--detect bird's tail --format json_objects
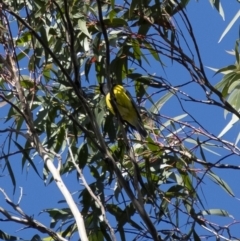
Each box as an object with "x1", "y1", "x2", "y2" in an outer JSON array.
[{"x1": 135, "y1": 121, "x2": 147, "y2": 138}]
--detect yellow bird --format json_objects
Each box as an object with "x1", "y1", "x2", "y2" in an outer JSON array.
[{"x1": 100, "y1": 83, "x2": 147, "y2": 138}]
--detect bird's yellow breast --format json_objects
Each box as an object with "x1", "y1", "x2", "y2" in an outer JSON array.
[{"x1": 105, "y1": 85, "x2": 138, "y2": 126}]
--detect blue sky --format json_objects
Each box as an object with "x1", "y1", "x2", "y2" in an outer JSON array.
[{"x1": 0, "y1": 0, "x2": 240, "y2": 240}]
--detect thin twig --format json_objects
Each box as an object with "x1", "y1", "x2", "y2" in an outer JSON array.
[
  {"x1": 66, "y1": 134, "x2": 117, "y2": 241},
  {"x1": 0, "y1": 188, "x2": 68, "y2": 241}
]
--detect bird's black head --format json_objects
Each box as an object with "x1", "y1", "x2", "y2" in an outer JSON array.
[{"x1": 99, "y1": 83, "x2": 109, "y2": 96}]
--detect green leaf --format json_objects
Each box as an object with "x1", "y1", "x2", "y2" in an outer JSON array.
[
  {"x1": 178, "y1": 169, "x2": 194, "y2": 192},
  {"x1": 78, "y1": 19, "x2": 91, "y2": 38},
  {"x1": 62, "y1": 222, "x2": 76, "y2": 238},
  {"x1": 197, "y1": 138, "x2": 207, "y2": 162},
  {"x1": 17, "y1": 49, "x2": 30, "y2": 61},
  {"x1": 215, "y1": 73, "x2": 235, "y2": 91},
  {"x1": 160, "y1": 114, "x2": 187, "y2": 131},
  {"x1": 146, "y1": 136, "x2": 160, "y2": 152},
  {"x1": 31, "y1": 234, "x2": 42, "y2": 241},
  {"x1": 85, "y1": 57, "x2": 94, "y2": 82},
  {"x1": 127, "y1": 73, "x2": 142, "y2": 80},
  {"x1": 42, "y1": 68, "x2": 51, "y2": 83},
  {"x1": 41, "y1": 208, "x2": 72, "y2": 229},
  {"x1": 218, "y1": 9, "x2": 240, "y2": 42},
  {"x1": 193, "y1": 229, "x2": 201, "y2": 241},
  {"x1": 111, "y1": 0, "x2": 115, "y2": 9},
  {"x1": 104, "y1": 113, "x2": 116, "y2": 142},
  {"x1": 227, "y1": 86, "x2": 240, "y2": 111},
  {"x1": 129, "y1": 0, "x2": 138, "y2": 18},
  {"x1": 149, "y1": 91, "x2": 174, "y2": 114},
  {"x1": 3, "y1": 156, "x2": 16, "y2": 194},
  {"x1": 213, "y1": 65, "x2": 236, "y2": 77},
  {"x1": 13, "y1": 141, "x2": 41, "y2": 178},
  {"x1": 89, "y1": 165, "x2": 100, "y2": 179},
  {"x1": 209, "y1": 0, "x2": 225, "y2": 20},
  {"x1": 138, "y1": 23, "x2": 151, "y2": 36},
  {"x1": 159, "y1": 199, "x2": 170, "y2": 219},
  {"x1": 235, "y1": 40, "x2": 239, "y2": 65},
  {"x1": 135, "y1": 80, "x2": 145, "y2": 101},
  {"x1": 228, "y1": 79, "x2": 240, "y2": 93},
  {"x1": 131, "y1": 39, "x2": 142, "y2": 62},
  {"x1": 108, "y1": 9, "x2": 116, "y2": 22},
  {"x1": 207, "y1": 171, "x2": 234, "y2": 197},
  {"x1": 16, "y1": 31, "x2": 32, "y2": 46},
  {"x1": 20, "y1": 77, "x2": 35, "y2": 89},
  {"x1": 201, "y1": 209, "x2": 232, "y2": 217},
  {"x1": 78, "y1": 142, "x2": 88, "y2": 169},
  {"x1": 0, "y1": 230, "x2": 20, "y2": 241},
  {"x1": 221, "y1": 72, "x2": 240, "y2": 97},
  {"x1": 218, "y1": 114, "x2": 239, "y2": 138},
  {"x1": 94, "y1": 101, "x2": 105, "y2": 130},
  {"x1": 185, "y1": 138, "x2": 221, "y2": 156},
  {"x1": 143, "y1": 41, "x2": 161, "y2": 63},
  {"x1": 102, "y1": 18, "x2": 128, "y2": 28},
  {"x1": 89, "y1": 230, "x2": 104, "y2": 241},
  {"x1": 54, "y1": 125, "x2": 65, "y2": 153},
  {"x1": 39, "y1": 25, "x2": 49, "y2": 62}
]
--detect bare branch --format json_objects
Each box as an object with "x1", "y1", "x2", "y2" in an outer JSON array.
[
  {"x1": 66, "y1": 134, "x2": 117, "y2": 241},
  {"x1": 0, "y1": 188, "x2": 68, "y2": 241}
]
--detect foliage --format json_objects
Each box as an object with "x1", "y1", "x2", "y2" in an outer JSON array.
[{"x1": 0, "y1": 0, "x2": 239, "y2": 241}]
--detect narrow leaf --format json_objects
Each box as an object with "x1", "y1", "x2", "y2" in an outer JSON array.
[
  {"x1": 13, "y1": 141, "x2": 41, "y2": 178},
  {"x1": 209, "y1": 0, "x2": 225, "y2": 20},
  {"x1": 207, "y1": 171, "x2": 234, "y2": 197},
  {"x1": 201, "y1": 209, "x2": 233, "y2": 218},
  {"x1": 218, "y1": 9, "x2": 240, "y2": 43},
  {"x1": 3, "y1": 156, "x2": 16, "y2": 194}
]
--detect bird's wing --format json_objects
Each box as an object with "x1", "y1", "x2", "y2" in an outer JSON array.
[
  {"x1": 123, "y1": 88, "x2": 147, "y2": 137},
  {"x1": 114, "y1": 90, "x2": 133, "y2": 117},
  {"x1": 124, "y1": 89, "x2": 142, "y2": 120}
]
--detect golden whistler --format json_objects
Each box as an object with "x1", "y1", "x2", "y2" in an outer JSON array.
[{"x1": 100, "y1": 83, "x2": 147, "y2": 138}]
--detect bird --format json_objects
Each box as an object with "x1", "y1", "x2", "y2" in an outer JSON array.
[{"x1": 100, "y1": 83, "x2": 147, "y2": 138}]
